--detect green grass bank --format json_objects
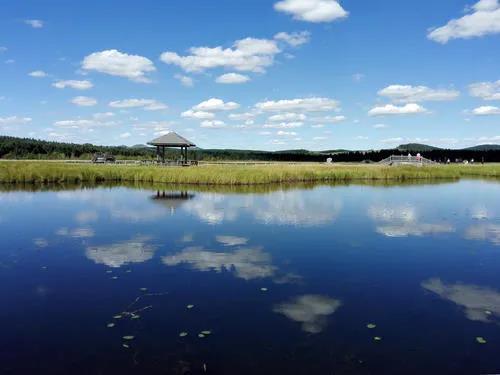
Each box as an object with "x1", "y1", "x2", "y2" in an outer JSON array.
[{"x1": 1, "y1": 161, "x2": 500, "y2": 185}]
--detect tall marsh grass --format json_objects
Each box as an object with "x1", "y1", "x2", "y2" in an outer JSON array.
[{"x1": 0, "y1": 161, "x2": 499, "y2": 185}]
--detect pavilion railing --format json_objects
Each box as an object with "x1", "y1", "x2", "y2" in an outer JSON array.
[{"x1": 379, "y1": 155, "x2": 436, "y2": 166}]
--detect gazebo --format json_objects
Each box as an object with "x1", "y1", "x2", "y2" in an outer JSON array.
[{"x1": 147, "y1": 132, "x2": 196, "y2": 165}]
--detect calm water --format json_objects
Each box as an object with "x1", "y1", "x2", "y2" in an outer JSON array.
[{"x1": 1, "y1": 180, "x2": 500, "y2": 374}]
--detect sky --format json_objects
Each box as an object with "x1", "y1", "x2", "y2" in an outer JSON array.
[{"x1": 0, "y1": 0, "x2": 499, "y2": 151}]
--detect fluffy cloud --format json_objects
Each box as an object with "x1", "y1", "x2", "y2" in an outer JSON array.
[
  {"x1": 263, "y1": 122, "x2": 303, "y2": 129},
  {"x1": 181, "y1": 109, "x2": 215, "y2": 119},
  {"x1": 119, "y1": 132, "x2": 131, "y2": 139},
  {"x1": 422, "y1": 278, "x2": 500, "y2": 322},
  {"x1": 24, "y1": 19, "x2": 44, "y2": 28},
  {"x1": 428, "y1": 0, "x2": 500, "y2": 43},
  {"x1": 274, "y1": 31, "x2": 311, "y2": 46},
  {"x1": 109, "y1": 98, "x2": 167, "y2": 111},
  {"x1": 174, "y1": 74, "x2": 194, "y2": 87},
  {"x1": 268, "y1": 112, "x2": 306, "y2": 122},
  {"x1": 28, "y1": 70, "x2": 47, "y2": 78},
  {"x1": 228, "y1": 112, "x2": 255, "y2": 121},
  {"x1": 378, "y1": 85, "x2": 459, "y2": 103},
  {"x1": 274, "y1": 0, "x2": 348, "y2": 23},
  {"x1": 0, "y1": 116, "x2": 32, "y2": 125},
  {"x1": 469, "y1": 80, "x2": 500, "y2": 100},
  {"x1": 193, "y1": 98, "x2": 240, "y2": 111},
  {"x1": 277, "y1": 130, "x2": 298, "y2": 136},
  {"x1": 312, "y1": 115, "x2": 346, "y2": 123},
  {"x1": 200, "y1": 120, "x2": 227, "y2": 129},
  {"x1": 215, "y1": 72, "x2": 250, "y2": 84},
  {"x1": 255, "y1": 97, "x2": 339, "y2": 112},
  {"x1": 368, "y1": 103, "x2": 427, "y2": 116},
  {"x1": 82, "y1": 49, "x2": 156, "y2": 83},
  {"x1": 52, "y1": 80, "x2": 93, "y2": 90},
  {"x1": 86, "y1": 237, "x2": 156, "y2": 268},
  {"x1": 273, "y1": 295, "x2": 342, "y2": 333},
  {"x1": 160, "y1": 37, "x2": 282, "y2": 73},
  {"x1": 162, "y1": 246, "x2": 276, "y2": 280},
  {"x1": 71, "y1": 96, "x2": 97, "y2": 107},
  {"x1": 472, "y1": 105, "x2": 500, "y2": 115}
]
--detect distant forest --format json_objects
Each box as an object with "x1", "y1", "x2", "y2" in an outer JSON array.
[{"x1": 1, "y1": 135, "x2": 499, "y2": 162}]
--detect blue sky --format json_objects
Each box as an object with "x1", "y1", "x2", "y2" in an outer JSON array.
[{"x1": 0, "y1": 0, "x2": 499, "y2": 150}]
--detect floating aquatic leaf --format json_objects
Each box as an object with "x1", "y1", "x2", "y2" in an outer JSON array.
[
  {"x1": 131, "y1": 314, "x2": 140, "y2": 319},
  {"x1": 113, "y1": 315, "x2": 122, "y2": 319},
  {"x1": 122, "y1": 344, "x2": 130, "y2": 348},
  {"x1": 373, "y1": 336, "x2": 382, "y2": 341},
  {"x1": 367, "y1": 323, "x2": 377, "y2": 329},
  {"x1": 123, "y1": 335, "x2": 135, "y2": 340},
  {"x1": 476, "y1": 337, "x2": 487, "y2": 344},
  {"x1": 198, "y1": 333, "x2": 205, "y2": 338},
  {"x1": 201, "y1": 330, "x2": 212, "y2": 335},
  {"x1": 187, "y1": 304, "x2": 194, "y2": 309},
  {"x1": 260, "y1": 287, "x2": 268, "y2": 292},
  {"x1": 107, "y1": 323, "x2": 115, "y2": 328},
  {"x1": 111, "y1": 276, "x2": 118, "y2": 280},
  {"x1": 140, "y1": 287, "x2": 148, "y2": 292},
  {"x1": 179, "y1": 332, "x2": 188, "y2": 337}
]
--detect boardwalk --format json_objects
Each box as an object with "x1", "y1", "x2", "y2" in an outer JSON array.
[{"x1": 379, "y1": 155, "x2": 435, "y2": 166}]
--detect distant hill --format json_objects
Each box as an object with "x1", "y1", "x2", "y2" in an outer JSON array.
[
  {"x1": 397, "y1": 143, "x2": 442, "y2": 152},
  {"x1": 463, "y1": 144, "x2": 500, "y2": 151}
]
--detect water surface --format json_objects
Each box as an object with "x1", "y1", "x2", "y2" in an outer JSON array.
[{"x1": 1, "y1": 180, "x2": 500, "y2": 374}]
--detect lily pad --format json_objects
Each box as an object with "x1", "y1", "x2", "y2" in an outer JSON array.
[
  {"x1": 260, "y1": 287, "x2": 268, "y2": 292},
  {"x1": 367, "y1": 323, "x2": 377, "y2": 329},
  {"x1": 201, "y1": 330, "x2": 212, "y2": 335},
  {"x1": 122, "y1": 343, "x2": 130, "y2": 349},
  {"x1": 373, "y1": 336, "x2": 382, "y2": 341},
  {"x1": 122, "y1": 335, "x2": 135, "y2": 340},
  {"x1": 113, "y1": 315, "x2": 123, "y2": 319},
  {"x1": 187, "y1": 304, "x2": 195, "y2": 309},
  {"x1": 198, "y1": 333, "x2": 205, "y2": 338},
  {"x1": 476, "y1": 337, "x2": 487, "y2": 344},
  {"x1": 131, "y1": 314, "x2": 140, "y2": 320},
  {"x1": 179, "y1": 332, "x2": 188, "y2": 337},
  {"x1": 107, "y1": 323, "x2": 115, "y2": 328}
]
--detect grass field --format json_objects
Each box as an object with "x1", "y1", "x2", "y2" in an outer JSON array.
[{"x1": 0, "y1": 161, "x2": 499, "y2": 185}]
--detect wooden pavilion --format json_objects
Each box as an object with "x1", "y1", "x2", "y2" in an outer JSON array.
[{"x1": 147, "y1": 132, "x2": 197, "y2": 165}]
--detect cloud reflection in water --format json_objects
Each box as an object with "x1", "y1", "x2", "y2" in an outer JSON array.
[{"x1": 86, "y1": 236, "x2": 156, "y2": 268}]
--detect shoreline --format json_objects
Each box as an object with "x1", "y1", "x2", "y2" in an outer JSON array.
[{"x1": 0, "y1": 161, "x2": 499, "y2": 185}]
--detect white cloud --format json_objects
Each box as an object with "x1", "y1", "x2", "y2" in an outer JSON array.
[
  {"x1": 82, "y1": 49, "x2": 156, "y2": 83},
  {"x1": 263, "y1": 122, "x2": 303, "y2": 129},
  {"x1": 25, "y1": 19, "x2": 44, "y2": 28},
  {"x1": 368, "y1": 103, "x2": 427, "y2": 116},
  {"x1": 201, "y1": 120, "x2": 227, "y2": 129},
  {"x1": 181, "y1": 109, "x2": 215, "y2": 120},
  {"x1": 380, "y1": 137, "x2": 404, "y2": 144},
  {"x1": 268, "y1": 112, "x2": 306, "y2": 122},
  {"x1": 193, "y1": 98, "x2": 240, "y2": 111},
  {"x1": 273, "y1": 295, "x2": 342, "y2": 333},
  {"x1": 472, "y1": 105, "x2": 500, "y2": 115},
  {"x1": 229, "y1": 112, "x2": 255, "y2": 121},
  {"x1": 119, "y1": 132, "x2": 131, "y2": 139},
  {"x1": 373, "y1": 123, "x2": 388, "y2": 129},
  {"x1": 277, "y1": 130, "x2": 298, "y2": 136},
  {"x1": 54, "y1": 120, "x2": 95, "y2": 128},
  {"x1": 52, "y1": 80, "x2": 93, "y2": 90},
  {"x1": 109, "y1": 98, "x2": 167, "y2": 111},
  {"x1": 93, "y1": 112, "x2": 115, "y2": 120},
  {"x1": 378, "y1": 85, "x2": 460, "y2": 103},
  {"x1": 274, "y1": 0, "x2": 348, "y2": 23},
  {"x1": 422, "y1": 278, "x2": 500, "y2": 323},
  {"x1": 28, "y1": 70, "x2": 47, "y2": 78},
  {"x1": 274, "y1": 31, "x2": 311, "y2": 46},
  {"x1": 469, "y1": 80, "x2": 500, "y2": 100},
  {"x1": 160, "y1": 37, "x2": 282, "y2": 73},
  {"x1": 0, "y1": 116, "x2": 32, "y2": 126},
  {"x1": 428, "y1": 0, "x2": 500, "y2": 43},
  {"x1": 174, "y1": 74, "x2": 194, "y2": 87},
  {"x1": 312, "y1": 115, "x2": 346, "y2": 123},
  {"x1": 313, "y1": 136, "x2": 327, "y2": 140},
  {"x1": 71, "y1": 96, "x2": 97, "y2": 107},
  {"x1": 215, "y1": 72, "x2": 250, "y2": 84},
  {"x1": 256, "y1": 97, "x2": 339, "y2": 112}
]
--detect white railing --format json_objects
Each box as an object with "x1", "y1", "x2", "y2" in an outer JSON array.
[{"x1": 379, "y1": 155, "x2": 436, "y2": 165}]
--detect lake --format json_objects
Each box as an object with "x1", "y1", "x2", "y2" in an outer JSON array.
[{"x1": 1, "y1": 180, "x2": 500, "y2": 374}]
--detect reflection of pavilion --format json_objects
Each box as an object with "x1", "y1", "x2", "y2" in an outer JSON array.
[{"x1": 151, "y1": 191, "x2": 195, "y2": 215}]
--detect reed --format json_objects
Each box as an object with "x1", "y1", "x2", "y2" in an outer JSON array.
[{"x1": 0, "y1": 161, "x2": 499, "y2": 185}]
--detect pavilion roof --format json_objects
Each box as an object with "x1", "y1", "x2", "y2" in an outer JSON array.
[{"x1": 148, "y1": 132, "x2": 196, "y2": 147}]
